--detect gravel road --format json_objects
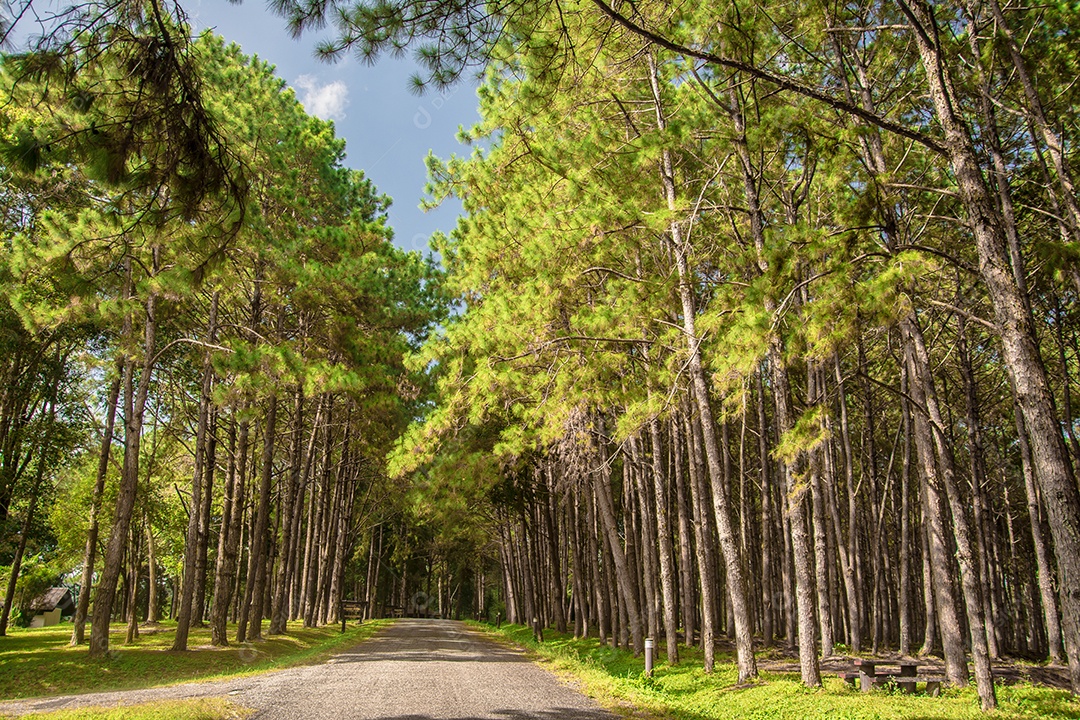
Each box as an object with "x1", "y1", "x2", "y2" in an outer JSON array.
[{"x1": 0, "y1": 619, "x2": 616, "y2": 719}]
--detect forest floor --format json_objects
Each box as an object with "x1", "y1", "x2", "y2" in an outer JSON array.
[
  {"x1": 0, "y1": 618, "x2": 389, "y2": 703},
  {"x1": 4, "y1": 617, "x2": 1077, "y2": 720},
  {"x1": 472, "y1": 622, "x2": 1080, "y2": 720},
  {"x1": 754, "y1": 644, "x2": 1075, "y2": 691}
]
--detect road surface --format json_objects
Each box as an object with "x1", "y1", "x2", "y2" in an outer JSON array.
[{"x1": 0, "y1": 619, "x2": 616, "y2": 719}]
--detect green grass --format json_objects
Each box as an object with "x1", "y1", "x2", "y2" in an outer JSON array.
[
  {"x1": 6, "y1": 698, "x2": 251, "y2": 720},
  {"x1": 470, "y1": 622, "x2": 1080, "y2": 720},
  {"x1": 0, "y1": 619, "x2": 391, "y2": 701}
]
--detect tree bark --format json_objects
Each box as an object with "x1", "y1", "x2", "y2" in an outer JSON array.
[
  {"x1": 270, "y1": 386, "x2": 305, "y2": 634},
  {"x1": 648, "y1": 58, "x2": 756, "y2": 683},
  {"x1": 592, "y1": 428, "x2": 644, "y2": 655},
  {"x1": 902, "y1": 320, "x2": 970, "y2": 688},
  {"x1": 240, "y1": 390, "x2": 278, "y2": 641},
  {"x1": 1015, "y1": 402, "x2": 1065, "y2": 662},
  {"x1": 90, "y1": 254, "x2": 157, "y2": 658},
  {"x1": 584, "y1": 482, "x2": 608, "y2": 644},
  {"x1": 194, "y1": 406, "x2": 218, "y2": 626},
  {"x1": 671, "y1": 415, "x2": 696, "y2": 650},
  {"x1": 832, "y1": 357, "x2": 863, "y2": 652},
  {"x1": 211, "y1": 411, "x2": 247, "y2": 646},
  {"x1": 756, "y1": 374, "x2": 776, "y2": 648},
  {"x1": 684, "y1": 405, "x2": 717, "y2": 671},
  {"x1": 0, "y1": 419, "x2": 51, "y2": 635},
  {"x1": 146, "y1": 524, "x2": 159, "y2": 624},
  {"x1": 899, "y1": 364, "x2": 913, "y2": 656},
  {"x1": 542, "y1": 466, "x2": 567, "y2": 633},
  {"x1": 649, "y1": 418, "x2": 679, "y2": 664},
  {"x1": 174, "y1": 292, "x2": 218, "y2": 651},
  {"x1": 70, "y1": 370, "x2": 121, "y2": 646},
  {"x1": 808, "y1": 363, "x2": 834, "y2": 658}
]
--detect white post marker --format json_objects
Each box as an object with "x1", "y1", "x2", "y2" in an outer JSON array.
[{"x1": 644, "y1": 637, "x2": 654, "y2": 677}]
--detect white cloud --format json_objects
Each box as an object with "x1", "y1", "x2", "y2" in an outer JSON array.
[{"x1": 294, "y1": 75, "x2": 349, "y2": 121}]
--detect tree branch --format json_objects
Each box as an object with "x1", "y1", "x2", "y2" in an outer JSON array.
[{"x1": 589, "y1": 0, "x2": 949, "y2": 156}]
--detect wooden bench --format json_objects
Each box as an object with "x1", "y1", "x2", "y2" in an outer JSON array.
[
  {"x1": 843, "y1": 659, "x2": 947, "y2": 695},
  {"x1": 339, "y1": 599, "x2": 368, "y2": 632}
]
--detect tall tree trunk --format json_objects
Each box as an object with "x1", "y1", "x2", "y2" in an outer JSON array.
[
  {"x1": 542, "y1": 466, "x2": 567, "y2": 633},
  {"x1": 857, "y1": 334, "x2": 883, "y2": 655},
  {"x1": 365, "y1": 524, "x2": 381, "y2": 621},
  {"x1": 288, "y1": 398, "x2": 322, "y2": 620},
  {"x1": 649, "y1": 418, "x2": 679, "y2": 664},
  {"x1": 569, "y1": 489, "x2": 586, "y2": 637},
  {"x1": 584, "y1": 483, "x2": 608, "y2": 645},
  {"x1": 757, "y1": 373, "x2": 776, "y2": 647},
  {"x1": 174, "y1": 293, "x2": 219, "y2": 651},
  {"x1": 722, "y1": 63, "x2": 819, "y2": 681},
  {"x1": 808, "y1": 363, "x2": 834, "y2": 658},
  {"x1": 271, "y1": 387, "x2": 305, "y2": 635},
  {"x1": 958, "y1": 317, "x2": 1000, "y2": 658},
  {"x1": 899, "y1": 364, "x2": 913, "y2": 656},
  {"x1": 0, "y1": 406, "x2": 53, "y2": 636},
  {"x1": 305, "y1": 420, "x2": 333, "y2": 627},
  {"x1": 71, "y1": 370, "x2": 121, "y2": 646},
  {"x1": 920, "y1": 495, "x2": 938, "y2": 657},
  {"x1": 770, "y1": 358, "x2": 820, "y2": 684},
  {"x1": 211, "y1": 412, "x2": 247, "y2": 646},
  {"x1": 903, "y1": 313, "x2": 996, "y2": 707},
  {"x1": 903, "y1": 322, "x2": 970, "y2": 687},
  {"x1": 684, "y1": 405, "x2": 717, "y2": 672},
  {"x1": 1015, "y1": 403, "x2": 1065, "y2": 663},
  {"x1": 647, "y1": 66, "x2": 756, "y2": 682},
  {"x1": 194, "y1": 407, "x2": 218, "y2": 626},
  {"x1": 629, "y1": 437, "x2": 657, "y2": 643},
  {"x1": 593, "y1": 428, "x2": 644, "y2": 655},
  {"x1": 621, "y1": 448, "x2": 645, "y2": 640},
  {"x1": 146, "y1": 524, "x2": 159, "y2": 624},
  {"x1": 672, "y1": 416, "x2": 696, "y2": 650},
  {"x1": 240, "y1": 390, "x2": 278, "y2": 642},
  {"x1": 640, "y1": 48, "x2": 758, "y2": 676},
  {"x1": 833, "y1": 357, "x2": 863, "y2": 652},
  {"x1": 501, "y1": 523, "x2": 520, "y2": 625},
  {"x1": 820, "y1": 424, "x2": 846, "y2": 646},
  {"x1": 90, "y1": 254, "x2": 157, "y2": 658},
  {"x1": 327, "y1": 451, "x2": 354, "y2": 626},
  {"x1": 124, "y1": 523, "x2": 140, "y2": 644}
]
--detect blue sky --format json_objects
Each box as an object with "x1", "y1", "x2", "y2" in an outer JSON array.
[{"x1": 187, "y1": 0, "x2": 480, "y2": 255}]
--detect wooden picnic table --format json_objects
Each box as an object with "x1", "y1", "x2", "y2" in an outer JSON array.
[{"x1": 841, "y1": 659, "x2": 946, "y2": 695}]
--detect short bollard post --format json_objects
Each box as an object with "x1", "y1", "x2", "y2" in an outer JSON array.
[
  {"x1": 644, "y1": 637, "x2": 654, "y2": 677},
  {"x1": 496, "y1": 611, "x2": 501, "y2": 629}
]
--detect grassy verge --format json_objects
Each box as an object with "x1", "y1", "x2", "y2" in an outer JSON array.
[
  {"x1": 0, "y1": 619, "x2": 391, "y2": 701},
  {"x1": 469, "y1": 622, "x2": 1080, "y2": 720},
  {"x1": 7, "y1": 698, "x2": 251, "y2": 720}
]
